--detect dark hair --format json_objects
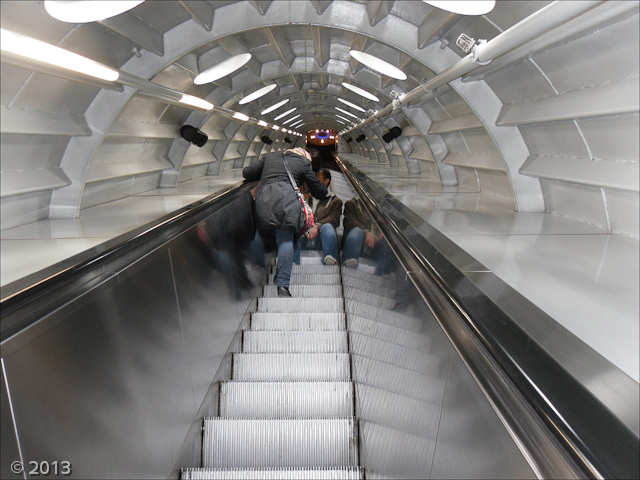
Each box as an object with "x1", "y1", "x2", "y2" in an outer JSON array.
[
  {"x1": 320, "y1": 168, "x2": 332, "y2": 184},
  {"x1": 307, "y1": 149, "x2": 321, "y2": 172}
]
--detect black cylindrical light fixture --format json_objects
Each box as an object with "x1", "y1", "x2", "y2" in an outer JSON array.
[
  {"x1": 180, "y1": 125, "x2": 208, "y2": 147},
  {"x1": 382, "y1": 126, "x2": 402, "y2": 143}
]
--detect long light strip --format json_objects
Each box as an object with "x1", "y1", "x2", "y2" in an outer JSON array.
[
  {"x1": 423, "y1": 1, "x2": 496, "y2": 15},
  {"x1": 337, "y1": 98, "x2": 366, "y2": 112},
  {"x1": 1, "y1": 29, "x2": 120, "y2": 81},
  {"x1": 282, "y1": 114, "x2": 301, "y2": 125},
  {"x1": 258, "y1": 120, "x2": 268, "y2": 127},
  {"x1": 262, "y1": 99, "x2": 289, "y2": 115},
  {"x1": 239, "y1": 84, "x2": 277, "y2": 105},
  {"x1": 272, "y1": 125, "x2": 280, "y2": 130},
  {"x1": 194, "y1": 54, "x2": 252, "y2": 85},
  {"x1": 290, "y1": 120, "x2": 304, "y2": 128},
  {"x1": 342, "y1": 82, "x2": 379, "y2": 102},
  {"x1": 233, "y1": 112, "x2": 250, "y2": 122},
  {"x1": 274, "y1": 107, "x2": 297, "y2": 121},
  {"x1": 335, "y1": 107, "x2": 360, "y2": 119},
  {"x1": 336, "y1": 115, "x2": 351, "y2": 123},
  {"x1": 44, "y1": 0, "x2": 145, "y2": 23},
  {"x1": 180, "y1": 94, "x2": 214, "y2": 110}
]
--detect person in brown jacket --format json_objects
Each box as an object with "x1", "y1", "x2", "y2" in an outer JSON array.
[
  {"x1": 294, "y1": 168, "x2": 343, "y2": 265},
  {"x1": 341, "y1": 196, "x2": 385, "y2": 269}
]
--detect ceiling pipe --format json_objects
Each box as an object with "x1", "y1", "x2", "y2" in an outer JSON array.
[
  {"x1": 356, "y1": 0, "x2": 602, "y2": 129},
  {"x1": 463, "y1": 0, "x2": 638, "y2": 83}
]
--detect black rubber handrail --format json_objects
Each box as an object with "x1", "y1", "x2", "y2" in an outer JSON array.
[
  {"x1": 336, "y1": 157, "x2": 639, "y2": 480},
  {"x1": 1, "y1": 181, "x2": 256, "y2": 342}
]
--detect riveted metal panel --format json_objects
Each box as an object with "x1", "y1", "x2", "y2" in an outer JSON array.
[
  {"x1": 518, "y1": 121, "x2": 590, "y2": 159},
  {"x1": 540, "y1": 179, "x2": 608, "y2": 230},
  {"x1": 577, "y1": 114, "x2": 640, "y2": 163}
]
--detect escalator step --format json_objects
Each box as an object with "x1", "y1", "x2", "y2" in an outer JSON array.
[
  {"x1": 243, "y1": 331, "x2": 348, "y2": 353},
  {"x1": 345, "y1": 301, "x2": 422, "y2": 331},
  {"x1": 271, "y1": 265, "x2": 340, "y2": 275},
  {"x1": 349, "y1": 333, "x2": 444, "y2": 376},
  {"x1": 342, "y1": 277, "x2": 396, "y2": 298},
  {"x1": 342, "y1": 269, "x2": 396, "y2": 289},
  {"x1": 252, "y1": 313, "x2": 346, "y2": 331},
  {"x1": 220, "y1": 381, "x2": 354, "y2": 418},
  {"x1": 268, "y1": 274, "x2": 341, "y2": 285},
  {"x1": 263, "y1": 285, "x2": 342, "y2": 298},
  {"x1": 202, "y1": 418, "x2": 359, "y2": 468},
  {"x1": 233, "y1": 353, "x2": 351, "y2": 381},
  {"x1": 343, "y1": 289, "x2": 395, "y2": 310},
  {"x1": 258, "y1": 297, "x2": 343, "y2": 313},
  {"x1": 347, "y1": 315, "x2": 432, "y2": 351},
  {"x1": 181, "y1": 467, "x2": 364, "y2": 479}
]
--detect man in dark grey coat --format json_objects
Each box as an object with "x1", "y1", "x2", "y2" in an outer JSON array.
[{"x1": 243, "y1": 148, "x2": 327, "y2": 297}]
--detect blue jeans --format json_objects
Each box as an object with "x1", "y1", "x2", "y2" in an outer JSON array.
[
  {"x1": 275, "y1": 228, "x2": 295, "y2": 288},
  {"x1": 293, "y1": 224, "x2": 339, "y2": 263},
  {"x1": 342, "y1": 227, "x2": 364, "y2": 263}
]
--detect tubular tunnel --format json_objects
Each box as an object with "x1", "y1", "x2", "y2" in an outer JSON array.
[{"x1": 1, "y1": 161, "x2": 637, "y2": 480}]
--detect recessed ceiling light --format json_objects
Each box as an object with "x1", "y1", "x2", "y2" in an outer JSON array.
[
  {"x1": 239, "y1": 84, "x2": 277, "y2": 105},
  {"x1": 194, "y1": 53, "x2": 251, "y2": 85},
  {"x1": 337, "y1": 98, "x2": 366, "y2": 112},
  {"x1": 0, "y1": 29, "x2": 120, "y2": 81},
  {"x1": 342, "y1": 83, "x2": 379, "y2": 102},
  {"x1": 335, "y1": 107, "x2": 360, "y2": 119},
  {"x1": 261, "y1": 99, "x2": 289, "y2": 115},
  {"x1": 44, "y1": 0, "x2": 145, "y2": 23},
  {"x1": 423, "y1": 1, "x2": 496, "y2": 15},
  {"x1": 274, "y1": 108, "x2": 297, "y2": 121},
  {"x1": 349, "y1": 50, "x2": 407, "y2": 80}
]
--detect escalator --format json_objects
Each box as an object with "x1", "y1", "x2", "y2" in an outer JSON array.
[{"x1": 1, "y1": 166, "x2": 637, "y2": 479}]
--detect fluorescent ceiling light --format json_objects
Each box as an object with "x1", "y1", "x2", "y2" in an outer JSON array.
[
  {"x1": 349, "y1": 50, "x2": 407, "y2": 80},
  {"x1": 179, "y1": 94, "x2": 214, "y2": 110},
  {"x1": 239, "y1": 84, "x2": 277, "y2": 105},
  {"x1": 335, "y1": 107, "x2": 360, "y2": 119},
  {"x1": 423, "y1": 1, "x2": 496, "y2": 15},
  {"x1": 194, "y1": 53, "x2": 251, "y2": 85},
  {"x1": 337, "y1": 98, "x2": 366, "y2": 112},
  {"x1": 272, "y1": 125, "x2": 280, "y2": 130},
  {"x1": 233, "y1": 112, "x2": 250, "y2": 121},
  {"x1": 44, "y1": 0, "x2": 145, "y2": 23},
  {"x1": 274, "y1": 108, "x2": 297, "y2": 121},
  {"x1": 336, "y1": 115, "x2": 351, "y2": 123},
  {"x1": 1, "y1": 29, "x2": 120, "y2": 81},
  {"x1": 258, "y1": 120, "x2": 268, "y2": 127},
  {"x1": 261, "y1": 99, "x2": 289, "y2": 115},
  {"x1": 283, "y1": 114, "x2": 301, "y2": 125},
  {"x1": 341, "y1": 83, "x2": 379, "y2": 102}
]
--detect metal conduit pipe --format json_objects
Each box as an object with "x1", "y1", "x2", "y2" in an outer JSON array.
[
  {"x1": 358, "y1": 0, "x2": 602, "y2": 128},
  {"x1": 463, "y1": 0, "x2": 639, "y2": 83}
]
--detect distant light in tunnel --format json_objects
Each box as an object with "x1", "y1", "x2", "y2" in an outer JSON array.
[
  {"x1": 194, "y1": 53, "x2": 251, "y2": 85},
  {"x1": 1, "y1": 29, "x2": 120, "y2": 81},
  {"x1": 341, "y1": 83, "x2": 379, "y2": 102},
  {"x1": 44, "y1": 0, "x2": 145, "y2": 23},
  {"x1": 261, "y1": 99, "x2": 289, "y2": 115},
  {"x1": 274, "y1": 108, "x2": 297, "y2": 121},
  {"x1": 239, "y1": 84, "x2": 277, "y2": 105},
  {"x1": 283, "y1": 114, "x2": 301, "y2": 125},
  {"x1": 423, "y1": 1, "x2": 496, "y2": 15},
  {"x1": 349, "y1": 50, "x2": 407, "y2": 80},
  {"x1": 258, "y1": 120, "x2": 268, "y2": 127},
  {"x1": 233, "y1": 112, "x2": 250, "y2": 122},
  {"x1": 337, "y1": 98, "x2": 366, "y2": 112},
  {"x1": 179, "y1": 94, "x2": 214, "y2": 110},
  {"x1": 272, "y1": 125, "x2": 280, "y2": 130},
  {"x1": 336, "y1": 115, "x2": 350, "y2": 123}
]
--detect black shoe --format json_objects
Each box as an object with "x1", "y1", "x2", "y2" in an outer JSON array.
[{"x1": 277, "y1": 287, "x2": 292, "y2": 297}]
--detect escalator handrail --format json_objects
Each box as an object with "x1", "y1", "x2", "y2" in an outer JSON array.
[
  {"x1": 1, "y1": 181, "x2": 257, "y2": 342},
  {"x1": 336, "y1": 157, "x2": 639, "y2": 480}
]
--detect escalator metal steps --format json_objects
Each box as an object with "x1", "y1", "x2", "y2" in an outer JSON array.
[
  {"x1": 258, "y1": 297, "x2": 343, "y2": 313},
  {"x1": 342, "y1": 268, "x2": 396, "y2": 289},
  {"x1": 347, "y1": 315, "x2": 432, "y2": 351},
  {"x1": 243, "y1": 331, "x2": 348, "y2": 353},
  {"x1": 268, "y1": 274, "x2": 341, "y2": 285},
  {"x1": 345, "y1": 301, "x2": 422, "y2": 331},
  {"x1": 202, "y1": 418, "x2": 359, "y2": 468},
  {"x1": 263, "y1": 285, "x2": 343, "y2": 298},
  {"x1": 270, "y1": 265, "x2": 340, "y2": 275},
  {"x1": 343, "y1": 289, "x2": 395, "y2": 310},
  {"x1": 220, "y1": 381, "x2": 354, "y2": 418},
  {"x1": 349, "y1": 333, "x2": 444, "y2": 376},
  {"x1": 181, "y1": 467, "x2": 363, "y2": 479},
  {"x1": 233, "y1": 353, "x2": 351, "y2": 381},
  {"x1": 341, "y1": 276, "x2": 396, "y2": 297},
  {"x1": 251, "y1": 312, "x2": 346, "y2": 331}
]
